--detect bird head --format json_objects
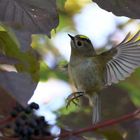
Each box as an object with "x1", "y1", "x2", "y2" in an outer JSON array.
[{"x1": 68, "y1": 34, "x2": 95, "y2": 57}]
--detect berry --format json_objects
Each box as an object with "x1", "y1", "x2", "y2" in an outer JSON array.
[
  {"x1": 41, "y1": 129, "x2": 51, "y2": 136},
  {"x1": 14, "y1": 104, "x2": 24, "y2": 113},
  {"x1": 15, "y1": 118, "x2": 24, "y2": 126},
  {"x1": 14, "y1": 126, "x2": 23, "y2": 135},
  {"x1": 8, "y1": 104, "x2": 51, "y2": 139},
  {"x1": 5, "y1": 124, "x2": 11, "y2": 128},
  {"x1": 19, "y1": 136, "x2": 30, "y2": 140},
  {"x1": 33, "y1": 128, "x2": 40, "y2": 136},
  {"x1": 20, "y1": 114, "x2": 27, "y2": 120},
  {"x1": 24, "y1": 107, "x2": 32, "y2": 114},
  {"x1": 29, "y1": 102, "x2": 39, "y2": 110},
  {"x1": 39, "y1": 116, "x2": 45, "y2": 122},
  {"x1": 10, "y1": 110, "x2": 18, "y2": 117},
  {"x1": 28, "y1": 120, "x2": 38, "y2": 128}
]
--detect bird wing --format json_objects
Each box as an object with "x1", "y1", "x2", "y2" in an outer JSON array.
[{"x1": 100, "y1": 30, "x2": 140, "y2": 86}]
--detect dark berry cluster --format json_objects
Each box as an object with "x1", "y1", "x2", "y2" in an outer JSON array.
[
  {"x1": 7, "y1": 102, "x2": 51, "y2": 140},
  {"x1": 10, "y1": 102, "x2": 39, "y2": 117}
]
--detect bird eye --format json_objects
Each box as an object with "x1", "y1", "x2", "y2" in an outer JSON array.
[{"x1": 77, "y1": 41, "x2": 82, "y2": 46}]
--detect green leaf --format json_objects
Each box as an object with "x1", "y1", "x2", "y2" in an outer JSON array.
[
  {"x1": 119, "y1": 82, "x2": 140, "y2": 106},
  {"x1": 0, "y1": 25, "x2": 40, "y2": 81},
  {"x1": 119, "y1": 68, "x2": 140, "y2": 106},
  {"x1": 40, "y1": 61, "x2": 68, "y2": 81},
  {"x1": 98, "y1": 129, "x2": 124, "y2": 140}
]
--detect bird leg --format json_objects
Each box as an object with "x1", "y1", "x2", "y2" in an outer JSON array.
[{"x1": 66, "y1": 91, "x2": 84, "y2": 108}]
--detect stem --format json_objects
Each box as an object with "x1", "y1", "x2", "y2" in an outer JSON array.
[
  {"x1": 0, "y1": 116, "x2": 14, "y2": 126},
  {"x1": 55, "y1": 109, "x2": 140, "y2": 139},
  {"x1": 1, "y1": 109, "x2": 140, "y2": 140}
]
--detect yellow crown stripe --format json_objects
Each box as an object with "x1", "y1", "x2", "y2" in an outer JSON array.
[{"x1": 79, "y1": 35, "x2": 89, "y2": 39}]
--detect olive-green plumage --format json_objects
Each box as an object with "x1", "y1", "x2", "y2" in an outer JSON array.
[{"x1": 68, "y1": 31, "x2": 140, "y2": 123}]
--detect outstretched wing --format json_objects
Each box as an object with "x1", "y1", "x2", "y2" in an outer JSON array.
[{"x1": 100, "y1": 30, "x2": 140, "y2": 86}]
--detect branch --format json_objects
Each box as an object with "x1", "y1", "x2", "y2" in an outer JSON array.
[
  {"x1": 52, "y1": 108, "x2": 140, "y2": 139},
  {"x1": 0, "y1": 116, "x2": 14, "y2": 126},
  {"x1": 1, "y1": 109, "x2": 140, "y2": 140}
]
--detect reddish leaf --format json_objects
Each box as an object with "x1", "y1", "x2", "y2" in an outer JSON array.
[
  {"x1": 0, "y1": 53, "x2": 19, "y2": 65},
  {"x1": 0, "y1": 71, "x2": 37, "y2": 106},
  {"x1": 94, "y1": 0, "x2": 140, "y2": 19},
  {"x1": 0, "y1": 86, "x2": 16, "y2": 117},
  {"x1": 0, "y1": 0, "x2": 59, "y2": 35}
]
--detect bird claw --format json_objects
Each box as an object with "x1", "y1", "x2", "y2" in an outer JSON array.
[{"x1": 66, "y1": 91, "x2": 84, "y2": 108}]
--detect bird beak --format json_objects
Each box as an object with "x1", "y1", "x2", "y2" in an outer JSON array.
[{"x1": 68, "y1": 34, "x2": 74, "y2": 41}]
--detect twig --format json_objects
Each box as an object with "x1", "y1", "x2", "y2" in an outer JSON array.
[
  {"x1": 0, "y1": 116, "x2": 14, "y2": 126},
  {"x1": 51, "y1": 108, "x2": 140, "y2": 139},
  {"x1": 1, "y1": 109, "x2": 140, "y2": 140}
]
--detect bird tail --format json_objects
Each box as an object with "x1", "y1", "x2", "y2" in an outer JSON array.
[{"x1": 92, "y1": 93, "x2": 101, "y2": 124}]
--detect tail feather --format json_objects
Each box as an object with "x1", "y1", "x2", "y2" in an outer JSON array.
[{"x1": 92, "y1": 93, "x2": 101, "y2": 124}]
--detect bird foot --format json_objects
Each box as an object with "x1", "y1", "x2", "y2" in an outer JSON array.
[{"x1": 66, "y1": 91, "x2": 84, "y2": 108}]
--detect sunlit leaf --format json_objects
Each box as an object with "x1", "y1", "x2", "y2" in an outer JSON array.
[
  {"x1": 0, "y1": 26, "x2": 39, "y2": 106},
  {"x1": 119, "y1": 68, "x2": 140, "y2": 106},
  {"x1": 59, "y1": 103, "x2": 78, "y2": 115},
  {"x1": 57, "y1": 0, "x2": 67, "y2": 10},
  {"x1": 65, "y1": 0, "x2": 91, "y2": 15},
  {"x1": 40, "y1": 61, "x2": 68, "y2": 81},
  {"x1": 56, "y1": 14, "x2": 74, "y2": 31},
  {"x1": 98, "y1": 129, "x2": 124, "y2": 140},
  {"x1": 119, "y1": 82, "x2": 140, "y2": 106},
  {"x1": 0, "y1": 27, "x2": 40, "y2": 81}
]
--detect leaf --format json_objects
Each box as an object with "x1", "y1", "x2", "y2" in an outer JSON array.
[
  {"x1": 65, "y1": 136, "x2": 87, "y2": 140},
  {"x1": 0, "y1": 25, "x2": 39, "y2": 106},
  {"x1": 0, "y1": 53, "x2": 19, "y2": 65},
  {"x1": 119, "y1": 68, "x2": 140, "y2": 106},
  {"x1": 65, "y1": 0, "x2": 91, "y2": 15},
  {"x1": 0, "y1": 86, "x2": 17, "y2": 117},
  {"x1": 0, "y1": 0, "x2": 59, "y2": 35},
  {"x1": 57, "y1": 0, "x2": 67, "y2": 10},
  {"x1": 0, "y1": 0, "x2": 59, "y2": 52},
  {"x1": 13, "y1": 30, "x2": 32, "y2": 52},
  {"x1": 0, "y1": 27, "x2": 40, "y2": 81},
  {"x1": 94, "y1": 0, "x2": 140, "y2": 19},
  {"x1": 60, "y1": 129, "x2": 87, "y2": 140},
  {"x1": 0, "y1": 71, "x2": 37, "y2": 106},
  {"x1": 98, "y1": 129, "x2": 124, "y2": 140},
  {"x1": 39, "y1": 61, "x2": 68, "y2": 81}
]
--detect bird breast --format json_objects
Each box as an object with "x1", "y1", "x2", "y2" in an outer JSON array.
[{"x1": 69, "y1": 58, "x2": 103, "y2": 94}]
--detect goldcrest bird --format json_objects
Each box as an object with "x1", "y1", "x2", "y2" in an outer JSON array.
[{"x1": 67, "y1": 31, "x2": 140, "y2": 123}]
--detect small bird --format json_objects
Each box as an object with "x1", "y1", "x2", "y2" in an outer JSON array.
[{"x1": 67, "y1": 31, "x2": 140, "y2": 123}]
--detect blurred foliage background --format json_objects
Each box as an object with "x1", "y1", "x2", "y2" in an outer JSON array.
[
  {"x1": 32, "y1": 0, "x2": 140, "y2": 107},
  {"x1": 30, "y1": 0, "x2": 140, "y2": 139}
]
